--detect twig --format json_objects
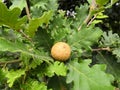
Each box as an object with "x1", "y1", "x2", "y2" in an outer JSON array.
[
  {"x1": 78, "y1": 13, "x2": 92, "y2": 31},
  {"x1": 78, "y1": 0, "x2": 97, "y2": 31},
  {"x1": 87, "y1": 14, "x2": 97, "y2": 27},
  {"x1": 19, "y1": 30, "x2": 33, "y2": 42},
  {"x1": 115, "y1": 88, "x2": 120, "y2": 90},
  {"x1": 0, "y1": 59, "x2": 22, "y2": 65},
  {"x1": 92, "y1": 47, "x2": 111, "y2": 52},
  {"x1": 25, "y1": 0, "x2": 31, "y2": 20}
]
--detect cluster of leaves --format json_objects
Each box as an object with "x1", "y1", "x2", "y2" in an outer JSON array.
[
  {"x1": 96, "y1": 31, "x2": 120, "y2": 88},
  {"x1": 98, "y1": 0, "x2": 120, "y2": 35},
  {"x1": 0, "y1": 0, "x2": 119, "y2": 90},
  {"x1": 100, "y1": 31, "x2": 120, "y2": 61}
]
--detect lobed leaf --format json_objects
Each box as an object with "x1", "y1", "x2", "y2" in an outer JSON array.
[
  {"x1": 99, "y1": 31, "x2": 120, "y2": 62},
  {"x1": 33, "y1": 28, "x2": 54, "y2": 51},
  {"x1": 49, "y1": 10, "x2": 70, "y2": 42},
  {"x1": 25, "y1": 11, "x2": 53, "y2": 37},
  {"x1": 4, "y1": 69, "x2": 25, "y2": 87},
  {"x1": 30, "y1": 0, "x2": 58, "y2": 18},
  {"x1": 96, "y1": 52, "x2": 120, "y2": 85},
  {"x1": 112, "y1": 48, "x2": 120, "y2": 62},
  {"x1": 66, "y1": 59, "x2": 115, "y2": 90},
  {"x1": 68, "y1": 25, "x2": 103, "y2": 50},
  {"x1": 68, "y1": 4, "x2": 88, "y2": 30},
  {"x1": 0, "y1": 37, "x2": 28, "y2": 52},
  {"x1": 0, "y1": 37, "x2": 53, "y2": 68},
  {"x1": 96, "y1": 0, "x2": 109, "y2": 6},
  {"x1": 45, "y1": 61, "x2": 67, "y2": 77},
  {"x1": 48, "y1": 76, "x2": 68, "y2": 90},
  {"x1": 100, "y1": 31, "x2": 120, "y2": 47},
  {"x1": 21, "y1": 79, "x2": 47, "y2": 90},
  {"x1": 0, "y1": 2, "x2": 27, "y2": 30},
  {"x1": 10, "y1": 0, "x2": 27, "y2": 10}
]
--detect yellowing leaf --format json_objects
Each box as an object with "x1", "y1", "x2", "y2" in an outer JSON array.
[
  {"x1": 45, "y1": 61, "x2": 67, "y2": 77},
  {"x1": 5, "y1": 69, "x2": 25, "y2": 87},
  {"x1": 22, "y1": 79, "x2": 47, "y2": 90}
]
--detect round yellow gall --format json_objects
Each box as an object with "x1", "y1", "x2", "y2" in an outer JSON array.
[{"x1": 51, "y1": 42, "x2": 71, "y2": 61}]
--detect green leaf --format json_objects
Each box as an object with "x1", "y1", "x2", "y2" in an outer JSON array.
[
  {"x1": 48, "y1": 76, "x2": 68, "y2": 90},
  {"x1": 66, "y1": 59, "x2": 115, "y2": 90},
  {"x1": 96, "y1": 52, "x2": 120, "y2": 84},
  {"x1": 34, "y1": 28, "x2": 54, "y2": 51},
  {"x1": 22, "y1": 79, "x2": 47, "y2": 90},
  {"x1": 68, "y1": 25, "x2": 103, "y2": 50},
  {"x1": 0, "y1": 38, "x2": 28, "y2": 52},
  {"x1": 46, "y1": 0, "x2": 58, "y2": 11},
  {"x1": 111, "y1": 0, "x2": 119, "y2": 5},
  {"x1": 25, "y1": 11, "x2": 53, "y2": 37},
  {"x1": 96, "y1": 12, "x2": 108, "y2": 19},
  {"x1": 20, "y1": 52, "x2": 43, "y2": 69},
  {"x1": 0, "y1": 2, "x2": 27, "y2": 30},
  {"x1": 69, "y1": 5, "x2": 88, "y2": 29},
  {"x1": 45, "y1": 61, "x2": 67, "y2": 77},
  {"x1": 10, "y1": 0, "x2": 27, "y2": 10},
  {"x1": 4, "y1": 69, "x2": 25, "y2": 87},
  {"x1": 35, "y1": 61, "x2": 67, "y2": 78},
  {"x1": 99, "y1": 31, "x2": 120, "y2": 62},
  {"x1": 0, "y1": 37, "x2": 28, "y2": 52},
  {"x1": 30, "y1": 0, "x2": 58, "y2": 18},
  {"x1": 49, "y1": 10, "x2": 70, "y2": 42},
  {"x1": 92, "y1": 20, "x2": 102, "y2": 24},
  {"x1": 96, "y1": 0, "x2": 109, "y2": 6},
  {"x1": 0, "y1": 69, "x2": 5, "y2": 82},
  {"x1": 100, "y1": 31, "x2": 120, "y2": 47},
  {"x1": 87, "y1": 0, "x2": 92, "y2": 4},
  {"x1": 112, "y1": 48, "x2": 120, "y2": 62},
  {"x1": 0, "y1": 37, "x2": 53, "y2": 67}
]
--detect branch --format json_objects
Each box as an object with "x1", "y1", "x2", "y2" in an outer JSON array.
[
  {"x1": 78, "y1": 13, "x2": 92, "y2": 31},
  {"x1": 92, "y1": 47, "x2": 111, "y2": 52},
  {"x1": 78, "y1": 0, "x2": 97, "y2": 31},
  {"x1": 0, "y1": 59, "x2": 22, "y2": 65},
  {"x1": 25, "y1": 0, "x2": 31, "y2": 20},
  {"x1": 19, "y1": 30, "x2": 33, "y2": 42},
  {"x1": 87, "y1": 14, "x2": 97, "y2": 27}
]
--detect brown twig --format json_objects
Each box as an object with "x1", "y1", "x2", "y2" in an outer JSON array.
[
  {"x1": 19, "y1": 30, "x2": 33, "y2": 42},
  {"x1": 25, "y1": 0, "x2": 31, "y2": 20},
  {"x1": 92, "y1": 47, "x2": 111, "y2": 52},
  {"x1": 78, "y1": 13, "x2": 92, "y2": 31},
  {"x1": 87, "y1": 14, "x2": 97, "y2": 27},
  {"x1": 78, "y1": 0, "x2": 97, "y2": 31}
]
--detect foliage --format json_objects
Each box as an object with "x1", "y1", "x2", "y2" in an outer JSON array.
[
  {"x1": 68, "y1": 25, "x2": 103, "y2": 50},
  {"x1": 67, "y1": 59, "x2": 115, "y2": 90},
  {"x1": 100, "y1": 31, "x2": 120, "y2": 62},
  {"x1": 0, "y1": 2, "x2": 27, "y2": 30},
  {"x1": 10, "y1": 0, "x2": 27, "y2": 10},
  {"x1": 96, "y1": 52, "x2": 120, "y2": 86},
  {"x1": 0, "y1": 0, "x2": 119, "y2": 90},
  {"x1": 4, "y1": 69, "x2": 26, "y2": 87},
  {"x1": 22, "y1": 79, "x2": 48, "y2": 90},
  {"x1": 25, "y1": 10, "x2": 53, "y2": 37}
]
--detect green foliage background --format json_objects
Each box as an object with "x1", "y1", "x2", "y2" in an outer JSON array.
[{"x1": 0, "y1": 0, "x2": 119, "y2": 90}]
